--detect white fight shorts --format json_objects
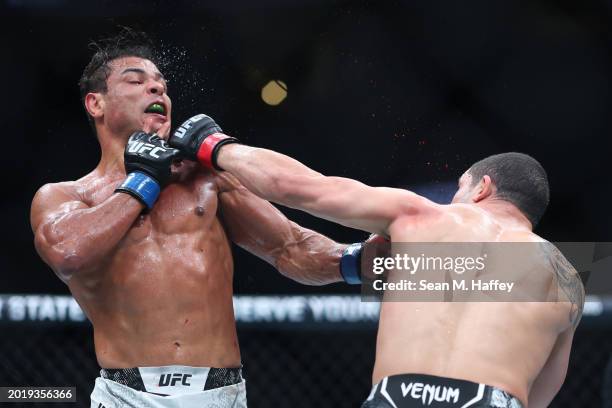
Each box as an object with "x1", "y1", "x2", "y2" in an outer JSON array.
[{"x1": 90, "y1": 365, "x2": 247, "y2": 408}]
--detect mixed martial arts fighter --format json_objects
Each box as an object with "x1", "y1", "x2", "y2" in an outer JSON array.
[
  {"x1": 170, "y1": 113, "x2": 585, "y2": 408},
  {"x1": 29, "y1": 31, "x2": 370, "y2": 408}
]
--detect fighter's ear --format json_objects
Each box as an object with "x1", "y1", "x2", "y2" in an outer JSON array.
[
  {"x1": 472, "y1": 175, "x2": 494, "y2": 202},
  {"x1": 84, "y1": 92, "x2": 105, "y2": 119}
]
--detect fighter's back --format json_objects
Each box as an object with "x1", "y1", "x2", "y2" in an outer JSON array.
[{"x1": 375, "y1": 204, "x2": 583, "y2": 405}]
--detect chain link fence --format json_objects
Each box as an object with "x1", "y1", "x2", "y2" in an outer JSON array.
[{"x1": 0, "y1": 324, "x2": 609, "y2": 407}]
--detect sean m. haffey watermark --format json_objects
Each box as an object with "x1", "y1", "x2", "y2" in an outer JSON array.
[{"x1": 369, "y1": 253, "x2": 515, "y2": 294}]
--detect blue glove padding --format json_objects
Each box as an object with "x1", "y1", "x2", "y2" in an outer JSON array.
[
  {"x1": 340, "y1": 243, "x2": 363, "y2": 284},
  {"x1": 116, "y1": 171, "x2": 161, "y2": 211}
]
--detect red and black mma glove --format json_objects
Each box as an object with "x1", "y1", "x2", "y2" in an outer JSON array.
[
  {"x1": 341, "y1": 234, "x2": 390, "y2": 285},
  {"x1": 169, "y1": 114, "x2": 239, "y2": 170},
  {"x1": 115, "y1": 132, "x2": 181, "y2": 211}
]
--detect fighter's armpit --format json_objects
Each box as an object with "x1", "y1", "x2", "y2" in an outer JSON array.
[{"x1": 546, "y1": 244, "x2": 585, "y2": 328}]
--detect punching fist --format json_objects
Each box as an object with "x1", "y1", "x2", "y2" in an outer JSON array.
[
  {"x1": 169, "y1": 114, "x2": 239, "y2": 170},
  {"x1": 341, "y1": 234, "x2": 391, "y2": 285}
]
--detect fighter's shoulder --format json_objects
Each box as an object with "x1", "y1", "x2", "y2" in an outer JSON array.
[
  {"x1": 541, "y1": 241, "x2": 585, "y2": 326},
  {"x1": 33, "y1": 180, "x2": 83, "y2": 208},
  {"x1": 30, "y1": 180, "x2": 86, "y2": 231},
  {"x1": 540, "y1": 240, "x2": 583, "y2": 283},
  {"x1": 435, "y1": 203, "x2": 490, "y2": 223}
]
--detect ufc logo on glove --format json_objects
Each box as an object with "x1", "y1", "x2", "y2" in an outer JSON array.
[
  {"x1": 127, "y1": 141, "x2": 167, "y2": 158},
  {"x1": 173, "y1": 113, "x2": 207, "y2": 139}
]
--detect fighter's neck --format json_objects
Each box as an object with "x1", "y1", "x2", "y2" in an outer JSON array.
[
  {"x1": 95, "y1": 131, "x2": 129, "y2": 177},
  {"x1": 476, "y1": 199, "x2": 533, "y2": 230}
]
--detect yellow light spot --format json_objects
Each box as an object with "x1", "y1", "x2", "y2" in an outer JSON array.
[{"x1": 261, "y1": 80, "x2": 288, "y2": 106}]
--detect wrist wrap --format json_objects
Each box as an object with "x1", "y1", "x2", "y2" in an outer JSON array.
[
  {"x1": 115, "y1": 171, "x2": 160, "y2": 211},
  {"x1": 196, "y1": 133, "x2": 239, "y2": 170},
  {"x1": 340, "y1": 243, "x2": 363, "y2": 285}
]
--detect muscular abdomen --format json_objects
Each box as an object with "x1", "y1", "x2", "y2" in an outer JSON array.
[{"x1": 69, "y1": 174, "x2": 241, "y2": 369}]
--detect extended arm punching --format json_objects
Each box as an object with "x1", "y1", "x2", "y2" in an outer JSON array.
[
  {"x1": 169, "y1": 114, "x2": 430, "y2": 236},
  {"x1": 170, "y1": 115, "x2": 382, "y2": 284}
]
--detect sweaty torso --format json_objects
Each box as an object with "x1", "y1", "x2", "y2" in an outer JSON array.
[
  {"x1": 68, "y1": 162, "x2": 239, "y2": 369},
  {"x1": 374, "y1": 205, "x2": 581, "y2": 405}
]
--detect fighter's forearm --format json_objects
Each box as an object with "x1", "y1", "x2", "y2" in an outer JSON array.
[
  {"x1": 217, "y1": 172, "x2": 345, "y2": 285},
  {"x1": 217, "y1": 144, "x2": 321, "y2": 208},
  {"x1": 275, "y1": 223, "x2": 346, "y2": 285},
  {"x1": 216, "y1": 143, "x2": 398, "y2": 235},
  {"x1": 35, "y1": 194, "x2": 143, "y2": 279}
]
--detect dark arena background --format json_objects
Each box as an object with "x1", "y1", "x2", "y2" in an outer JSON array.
[{"x1": 1, "y1": 0, "x2": 612, "y2": 407}]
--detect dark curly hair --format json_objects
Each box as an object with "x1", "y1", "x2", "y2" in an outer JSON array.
[{"x1": 78, "y1": 27, "x2": 158, "y2": 127}]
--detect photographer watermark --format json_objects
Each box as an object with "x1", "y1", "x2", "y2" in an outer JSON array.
[{"x1": 361, "y1": 242, "x2": 610, "y2": 304}]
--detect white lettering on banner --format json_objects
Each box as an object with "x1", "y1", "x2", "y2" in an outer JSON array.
[
  {"x1": 235, "y1": 296, "x2": 306, "y2": 322},
  {"x1": 233, "y1": 296, "x2": 379, "y2": 324},
  {"x1": 69, "y1": 299, "x2": 86, "y2": 321},
  {"x1": 54, "y1": 297, "x2": 71, "y2": 320},
  {"x1": 258, "y1": 297, "x2": 301, "y2": 322},
  {"x1": 252, "y1": 296, "x2": 272, "y2": 321},
  {"x1": 26, "y1": 297, "x2": 39, "y2": 317},
  {"x1": 583, "y1": 299, "x2": 603, "y2": 316},
  {"x1": 233, "y1": 297, "x2": 252, "y2": 322},
  {"x1": 37, "y1": 297, "x2": 56, "y2": 320},
  {"x1": 1, "y1": 295, "x2": 383, "y2": 324},
  {"x1": 309, "y1": 297, "x2": 326, "y2": 320},
  {"x1": 4, "y1": 296, "x2": 85, "y2": 322},
  {"x1": 280, "y1": 297, "x2": 306, "y2": 322},
  {"x1": 309, "y1": 296, "x2": 379, "y2": 322},
  {"x1": 0, "y1": 294, "x2": 607, "y2": 324},
  {"x1": 8, "y1": 296, "x2": 25, "y2": 320}
]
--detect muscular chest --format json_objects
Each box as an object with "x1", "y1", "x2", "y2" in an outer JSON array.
[
  {"x1": 87, "y1": 166, "x2": 220, "y2": 243},
  {"x1": 129, "y1": 173, "x2": 219, "y2": 241}
]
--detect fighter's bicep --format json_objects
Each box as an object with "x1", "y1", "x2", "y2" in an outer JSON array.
[
  {"x1": 217, "y1": 178, "x2": 293, "y2": 263},
  {"x1": 31, "y1": 184, "x2": 89, "y2": 266},
  {"x1": 305, "y1": 180, "x2": 430, "y2": 233}
]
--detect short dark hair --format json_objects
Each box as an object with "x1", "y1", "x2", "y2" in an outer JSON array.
[
  {"x1": 78, "y1": 27, "x2": 157, "y2": 125},
  {"x1": 468, "y1": 152, "x2": 550, "y2": 226}
]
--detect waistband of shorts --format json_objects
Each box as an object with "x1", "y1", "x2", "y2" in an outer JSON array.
[
  {"x1": 100, "y1": 365, "x2": 243, "y2": 395},
  {"x1": 366, "y1": 373, "x2": 524, "y2": 408}
]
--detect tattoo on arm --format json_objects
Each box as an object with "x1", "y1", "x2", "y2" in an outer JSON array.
[{"x1": 547, "y1": 245, "x2": 585, "y2": 327}]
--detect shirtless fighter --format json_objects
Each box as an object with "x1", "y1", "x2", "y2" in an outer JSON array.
[
  {"x1": 168, "y1": 113, "x2": 585, "y2": 408},
  {"x1": 30, "y1": 31, "x2": 369, "y2": 408}
]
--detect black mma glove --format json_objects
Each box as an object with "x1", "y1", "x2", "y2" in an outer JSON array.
[{"x1": 115, "y1": 131, "x2": 181, "y2": 210}]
